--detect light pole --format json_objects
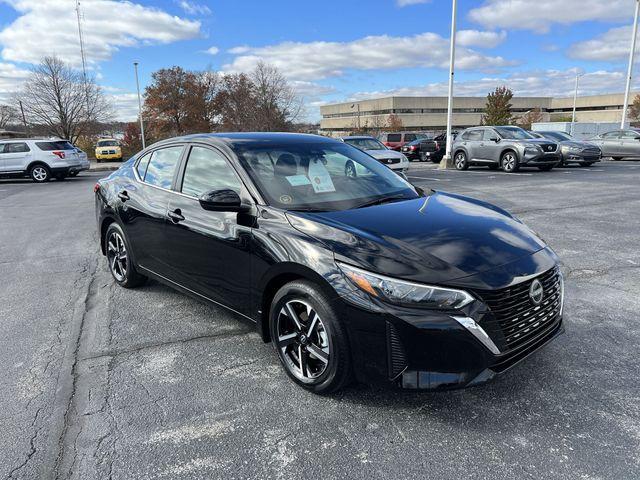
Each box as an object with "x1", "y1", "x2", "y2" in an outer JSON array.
[
  {"x1": 571, "y1": 72, "x2": 584, "y2": 136},
  {"x1": 350, "y1": 103, "x2": 361, "y2": 131},
  {"x1": 441, "y1": 0, "x2": 458, "y2": 169},
  {"x1": 134, "y1": 62, "x2": 146, "y2": 149},
  {"x1": 621, "y1": 0, "x2": 640, "y2": 129}
]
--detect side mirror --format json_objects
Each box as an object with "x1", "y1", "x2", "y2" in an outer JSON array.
[
  {"x1": 199, "y1": 189, "x2": 250, "y2": 212},
  {"x1": 490, "y1": 137, "x2": 500, "y2": 143}
]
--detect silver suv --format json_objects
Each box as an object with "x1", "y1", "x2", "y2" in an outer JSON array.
[
  {"x1": 452, "y1": 126, "x2": 561, "y2": 172},
  {"x1": 0, "y1": 138, "x2": 90, "y2": 182}
]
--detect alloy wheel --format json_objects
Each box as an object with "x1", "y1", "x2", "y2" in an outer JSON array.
[
  {"x1": 502, "y1": 153, "x2": 516, "y2": 172},
  {"x1": 107, "y1": 231, "x2": 128, "y2": 282},
  {"x1": 276, "y1": 299, "x2": 330, "y2": 382},
  {"x1": 454, "y1": 153, "x2": 466, "y2": 170},
  {"x1": 32, "y1": 166, "x2": 48, "y2": 182},
  {"x1": 345, "y1": 162, "x2": 357, "y2": 178}
]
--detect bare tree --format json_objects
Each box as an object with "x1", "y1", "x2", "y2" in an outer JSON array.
[
  {"x1": 517, "y1": 108, "x2": 544, "y2": 130},
  {"x1": 387, "y1": 114, "x2": 404, "y2": 132},
  {"x1": 0, "y1": 105, "x2": 17, "y2": 129},
  {"x1": 16, "y1": 56, "x2": 111, "y2": 142},
  {"x1": 215, "y1": 73, "x2": 258, "y2": 131},
  {"x1": 250, "y1": 61, "x2": 302, "y2": 131}
]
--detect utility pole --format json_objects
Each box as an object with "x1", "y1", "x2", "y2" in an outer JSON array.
[
  {"x1": 134, "y1": 62, "x2": 146, "y2": 149},
  {"x1": 75, "y1": 0, "x2": 91, "y2": 116},
  {"x1": 441, "y1": 0, "x2": 457, "y2": 169},
  {"x1": 622, "y1": 0, "x2": 640, "y2": 128},
  {"x1": 18, "y1": 100, "x2": 27, "y2": 135},
  {"x1": 571, "y1": 73, "x2": 584, "y2": 136}
]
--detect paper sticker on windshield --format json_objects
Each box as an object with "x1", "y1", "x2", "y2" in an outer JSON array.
[
  {"x1": 286, "y1": 175, "x2": 311, "y2": 186},
  {"x1": 308, "y1": 159, "x2": 335, "y2": 193}
]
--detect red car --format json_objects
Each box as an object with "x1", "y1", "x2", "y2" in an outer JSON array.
[{"x1": 378, "y1": 132, "x2": 428, "y2": 151}]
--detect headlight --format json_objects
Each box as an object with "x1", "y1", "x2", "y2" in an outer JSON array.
[
  {"x1": 523, "y1": 143, "x2": 541, "y2": 149},
  {"x1": 337, "y1": 262, "x2": 475, "y2": 310},
  {"x1": 562, "y1": 146, "x2": 581, "y2": 153}
]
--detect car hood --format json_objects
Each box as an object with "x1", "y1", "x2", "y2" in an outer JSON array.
[
  {"x1": 286, "y1": 192, "x2": 547, "y2": 285},
  {"x1": 559, "y1": 141, "x2": 599, "y2": 149},
  {"x1": 365, "y1": 149, "x2": 406, "y2": 159}
]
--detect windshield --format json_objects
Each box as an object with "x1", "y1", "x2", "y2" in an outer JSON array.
[
  {"x1": 236, "y1": 142, "x2": 419, "y2": 211},
  {"x1": 540, "y1": 131, "x2": 572, "y2": 142},
  {"x1": 495, "y1": 127, "x2": 535, "y2": 140},
  {"x1": 97, "y1": 140, "x2": 119, "y2": 147},
  {"x1": 344, "y1": 138, "x2": 387, "y2": 151}
]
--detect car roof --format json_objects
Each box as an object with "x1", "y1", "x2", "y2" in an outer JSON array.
[
  {"x1": 0, "y1": 137, "x2": 64, "y2": 142},
  {"x1": 153, "y1": 132, "x2": 340, "y2": 149},
  {"x1": 340, "y1": 136, "x2": 377, "y2": 140}
]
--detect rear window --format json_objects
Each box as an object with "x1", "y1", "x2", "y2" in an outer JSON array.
[
  {"x1": 387, "y1": 134, "x2": 402, "y2": 142},
  {"x1": 36, "y1": 141, "x2": 75, "y2": 151}
]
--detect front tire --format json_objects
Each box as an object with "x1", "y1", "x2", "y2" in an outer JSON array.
[
  {"x1": 105, "y1": 223, "x2": 146, "y2": 288},
  {"x1": 501, "y1": 151, "x2": 519, "y2": 173},
  {"x1": 269, "y1": 281, "x2": 352, "y2": 394},
  {"x1": 454, "y1": 151, "x2": 469, "y2": 170},
  {"x1": 30, "y1": 164, "x2": 51, "y2": 183}
]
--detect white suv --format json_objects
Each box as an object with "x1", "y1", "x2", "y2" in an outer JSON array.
[{"x1": 0, "y1": 138, "x2": 90, "y2": 182}]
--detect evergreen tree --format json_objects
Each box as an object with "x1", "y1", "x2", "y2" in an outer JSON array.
[{"x1": 482, "y1": 86, "x2": 513, "y2": 126}]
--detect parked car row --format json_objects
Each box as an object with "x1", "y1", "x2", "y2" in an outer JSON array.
[{"x1": 0, "y1": 138, "x2": 90, "y2": 182}]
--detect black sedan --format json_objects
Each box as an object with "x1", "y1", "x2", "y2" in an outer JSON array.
[
  {"x1": 95, "y1": 133, "x2": 564, "y2": 393},
  {"x1": 530, "y1": 131, "x2": 601, "y2": 166}
]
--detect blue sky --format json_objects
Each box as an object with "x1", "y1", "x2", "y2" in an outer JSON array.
[{"x1": 0, "y1": 0, "x2": 638, "y2": 121}]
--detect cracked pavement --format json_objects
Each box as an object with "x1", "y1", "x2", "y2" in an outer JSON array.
[{"x1": 1, "y1": 161, "x2": 639, "y2": 479}]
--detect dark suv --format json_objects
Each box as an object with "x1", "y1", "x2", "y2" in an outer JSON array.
[
  {"x1": 452, "y1": 126, "x2": 561, "y2": 172},
  {"x1": 379, "y1": 132, "x2": 428, "y2": 151}
]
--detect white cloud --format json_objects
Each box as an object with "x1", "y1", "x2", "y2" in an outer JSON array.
[
  {"x1": 397, "y1": 0, "x2": 431, "y2": 6},
  {"x1": 109, "y1": 92, "x2": 140, "y2": 122},
  {"x1": 176, "y1": 0, "x2": 211, "y2": 15},
  {"x1": 223, "y1": 31, "x2": 514, "y2": 81},
  {"x1": 570, "y1": 25, "x2": 636, "y2": 62},
  {"x1": 0, "y1": 62, "x2": 30, "y2": 102},
  {"x1": 469, "y1": 0, "x2": 635, "y2": 33},
  {"x1": 205, "y1": 46, "x2": 220, "y2": 55},
  {"x1": 347, "y1": 69, "x2": 634, "y2": 101},
  {"x1": 0, "y1": 0, "x2": 201, "y2": 66}
]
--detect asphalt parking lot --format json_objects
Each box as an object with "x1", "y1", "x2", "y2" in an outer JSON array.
[{"x1": 1, "y1": 160, "x2": 639, "y2": 479}]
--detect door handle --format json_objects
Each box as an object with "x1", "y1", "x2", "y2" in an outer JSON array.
[
  {"x1": 118, "y1": 191, "x2": 130, "y2": 202},
  {"x1": 168, "y1": 209, "x2": 185, "y2": 223}
]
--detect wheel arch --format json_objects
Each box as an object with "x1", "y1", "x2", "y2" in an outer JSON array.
[
  {"x1": 26, "y1": 161, "x2": 51, "y2": 173},
  {"x1": 257, "y1": 263, "x2": 339, "y2": 344},
  {"x1": 499, "y1": 148, "x2": 519, "y2": 163},
  {"x1": 99, "y1": 215, "x2": 117, "y2": 255}
]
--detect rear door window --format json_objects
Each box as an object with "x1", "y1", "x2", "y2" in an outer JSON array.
[{"x1": 143, "y1": 146, "x2": 184, "y2": 189}]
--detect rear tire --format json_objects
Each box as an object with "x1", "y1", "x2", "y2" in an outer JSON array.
[
  {"x1": 69, "y1": 171, "x2": 79, "y2": 177},
  {"x1": 269, "y1": 280, "x2": 352, "y2": 394},
  {"x1": 501, "y1": 151, "x2": 519, "y2": 173},
  {"x1": 580, "y1": 162, "x2": 595, "y2": 167},
  {"x1": 30, "y1": 164, "x2": 51, "y2": 183},
  {"x1": 105, "y1": 223, "x2": 147, "y2": 288},
  {"x1": 612, "y1": 157, "x2": 623, "y2": 161},
  {"x1": 453, "y1": 151, "x2": 469, "y2": 170}
]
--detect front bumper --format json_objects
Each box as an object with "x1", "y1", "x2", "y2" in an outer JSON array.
[
  {"x1": 335, "y1": 251, "x2": 564, "y2": 390},
  {"x1": 561, "y1": 152, "x2": 601, "y2": 164},
  {"x1": 522, "y1": 150, "x2": 561, "y2": 165},
  {"x1": 96, "y1": 152, "x2": 122, "y2": 160}
]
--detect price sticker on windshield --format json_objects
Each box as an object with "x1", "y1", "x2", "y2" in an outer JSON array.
[{"x1": 308, "y1": 159, "x2": 335, "y2": 193}]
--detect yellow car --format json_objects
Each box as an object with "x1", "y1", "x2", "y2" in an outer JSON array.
[{"x1": 95, "y1": 139, "x2": 123, "y2": 162}]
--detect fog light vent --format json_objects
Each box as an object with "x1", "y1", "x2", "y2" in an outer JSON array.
[{"x1": 386, "y1": 321, "x2": 408, "y2": 380}]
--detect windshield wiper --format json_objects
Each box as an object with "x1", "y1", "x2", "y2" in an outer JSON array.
[{"x1": 354, "y1": 194, "x2": 409, "y2": 209}]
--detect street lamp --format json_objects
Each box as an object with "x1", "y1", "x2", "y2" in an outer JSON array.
[
  {"x1": 350, "y1": 103, "x2": 361, "y2": 131},
  {"x1": 441, "y1": 0, "x2": 458, "y2": 169},
  {"x1": 621, "y1": 0, "x2": 640, "y2": 129},
  {"x1": 134, "y1": 62, "x2": 146, "y2": 149},
  {"x1": 571, "y1": 72, "x2": 584, "y2": 136}
]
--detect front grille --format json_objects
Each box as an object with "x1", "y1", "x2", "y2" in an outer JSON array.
[
  {"x1": 539, "y1": 143, "x2": 558, "y2": 152},
  {"x1": 581, "y1": 148, "x2": 600, "y2": 156},
  {"x1": 379, "y1": 157, "x2": 400, "y2": 165},
  {"x1": 475, "y1": 268, "x2": 562, "y2": 352},
  {"x1": 387, "y1": 321, "x2": 408, "y2": 379}
]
